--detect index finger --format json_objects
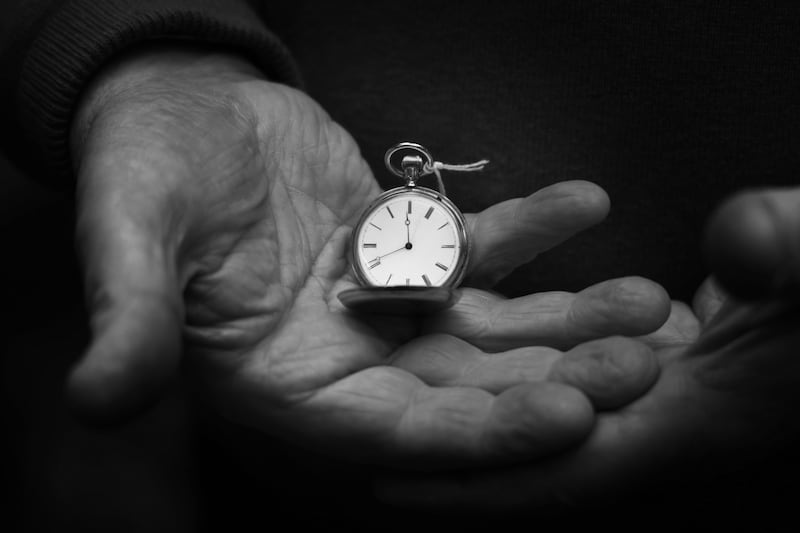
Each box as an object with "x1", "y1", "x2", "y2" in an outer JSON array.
[{"x1": 464, "y1": 180, "x2": 609, "y2": 288}]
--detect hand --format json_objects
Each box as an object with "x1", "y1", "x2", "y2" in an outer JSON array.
[
  {"x1": 405, "y1": 210, "x2": 412, "y2": 246},
  {"x1": 379, "y1": 186, "x2": 800, "y2": 503},
  {"x1": 66, "y1": 45, "x2": 670, "y2": 466},
  {"x1": 373, "y1": 244, "x2": 407, "y2": 263}
]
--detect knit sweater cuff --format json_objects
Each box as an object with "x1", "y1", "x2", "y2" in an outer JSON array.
[{"x1": 17, "y1": 0, "x2": 301, "y2": 182}]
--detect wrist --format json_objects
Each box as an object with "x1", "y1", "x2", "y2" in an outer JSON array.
[{"x1": 71, "y1": 43, "x2": 264, "y2": 161}]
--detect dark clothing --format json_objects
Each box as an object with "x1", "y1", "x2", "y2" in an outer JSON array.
[
  {"x1": 0, "y1": 0, "x2": 301, "y2": 184},
  {"x1": 1, "y1": 1, "x2": 798, "y2": 530},
  {"x1": 2, "y1": 1, "x2": 799, "y2": 301}
]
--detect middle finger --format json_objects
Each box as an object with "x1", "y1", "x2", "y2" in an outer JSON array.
[{"x1": 424, "y1": 276, "x2": 670, "y2": 352}]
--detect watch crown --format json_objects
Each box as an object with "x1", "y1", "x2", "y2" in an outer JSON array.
[{"x1": 401, "y1": 155, "x2": 424, "y2": 187}]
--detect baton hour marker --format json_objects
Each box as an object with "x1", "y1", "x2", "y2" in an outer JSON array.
[
  {"x1": 386, "y1": 206, "x2": 394, "y2": 218},
  {"x1": 438, "y1": 222, "x2": 449, "y2": 230},
  {"x1": 408, "y1": 201, "x2": 412, "y2": 214},
  {"x1": 424, "y1": 207, "x2": 434, "y2": 219},
  {"x1": 363, "y1": 243, "x2": 376, "y2": 248},
  {"x1": 441, "y1": 244, "x2": 455, "y2": 248},
  {"x1": 436, "y1": 262, "x2": 448, "y2": 271},
  {"x1": 422, "y1": 274, "x2": 431, "y2": 286},
  {"x1": 370, "y1": 222, "x2": 382, "y2": 230}
]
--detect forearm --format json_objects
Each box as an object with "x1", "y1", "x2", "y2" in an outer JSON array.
[
  {"x1": 0, "y1": 0, "x2": 301, "y2": 185},
  {"x1": 72, "y1": 44, "x2": 268, "y2": 165}
]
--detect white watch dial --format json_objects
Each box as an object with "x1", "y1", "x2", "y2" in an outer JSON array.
[{"x1": 353, "y1": 189, "x2": 467, "y2": 287}]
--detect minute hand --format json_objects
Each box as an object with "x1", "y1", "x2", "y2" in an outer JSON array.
[{"x1": 375, "y1": 245, "x2": 407, "y2": 261}]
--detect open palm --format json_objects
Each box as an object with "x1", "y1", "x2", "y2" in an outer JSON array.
[
  {"x1": 383, "y1": 280, "x2": 800, "y2": 503},
  {"x1": 68, "y1": 48, "x2": 670, "y2": 466}
]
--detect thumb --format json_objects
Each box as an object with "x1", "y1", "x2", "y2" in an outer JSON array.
[
  {"x1": 68, "y1": 173, "x2": 184, "y2": 425},
  {"x1": 704, "y1": 187, "x2": 800, "y2": 301}
]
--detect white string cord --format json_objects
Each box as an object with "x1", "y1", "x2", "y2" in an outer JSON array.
[{"x1": 421, "y1": 159, "x2": 490, "y2": 196}]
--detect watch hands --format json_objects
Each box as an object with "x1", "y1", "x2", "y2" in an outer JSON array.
[
  {"x1": 369, "y1": 214, "x2": 415, "y2": 264},
  {"x1": 373, "y1": 245, "x2": 408, "y2": 261}
]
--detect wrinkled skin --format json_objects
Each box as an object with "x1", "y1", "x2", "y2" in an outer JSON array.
[
  {"x1": 67, "y1": 47, "x2": 670, "y2": 467},
  {"x1": 380, "y1": 187, "x2": 800, "y2": 504}
]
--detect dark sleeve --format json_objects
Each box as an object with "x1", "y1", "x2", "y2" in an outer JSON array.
[{"x1": 0, "y1": 0, "x2": 301, "y2": 185}]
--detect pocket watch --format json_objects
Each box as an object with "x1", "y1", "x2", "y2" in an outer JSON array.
[{"x1": 338, "y1": 142, "x2": 483, "y2": 315}]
